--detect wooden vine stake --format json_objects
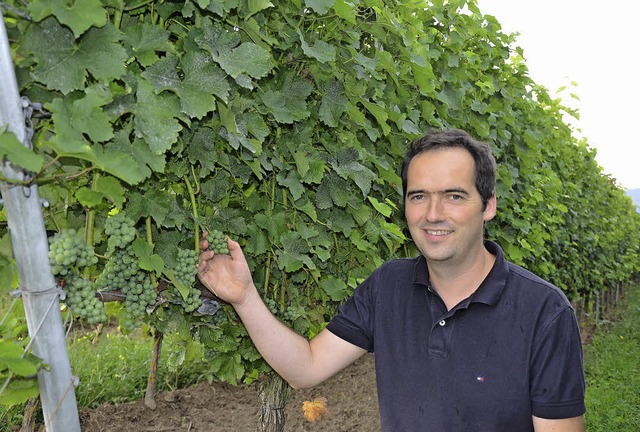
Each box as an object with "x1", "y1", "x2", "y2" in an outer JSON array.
[
  {"x1": 256, "y1": 374, "x2": 291, "y2": 432},
  {"x1": 144, "y1": 331, "x2": 163, "y2": 409}
]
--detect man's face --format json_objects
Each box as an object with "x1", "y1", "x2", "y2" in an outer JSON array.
[{"x1": 404, "y1": 147, "x2": 496, "y2": 267}]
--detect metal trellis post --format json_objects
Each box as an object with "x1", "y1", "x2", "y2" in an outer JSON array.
[{"x1": 0, "y1": 11, "x2": 81, "y2": 432}]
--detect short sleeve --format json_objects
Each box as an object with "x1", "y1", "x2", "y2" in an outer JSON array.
[
  {"x1": 325, "y1": 274, "x2": 377, "y2": 352},
  {"x1": 530, "y1": 306, "x2": 586, "y2": 419}
]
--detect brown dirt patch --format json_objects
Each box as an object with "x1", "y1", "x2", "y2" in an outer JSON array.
[{"x1": 78, "y1": 353, "x2": 380, "y2": 432}]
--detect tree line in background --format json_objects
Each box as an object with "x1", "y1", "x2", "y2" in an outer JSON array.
[{"x1": 1, "y1": 0, "x2": 638, "y2": 417}]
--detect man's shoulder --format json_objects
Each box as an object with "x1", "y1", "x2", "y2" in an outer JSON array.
[
  {"x1": 505, "y1": 261, "x2": 572, "y2": 306},
  {"x1": 374, "y1": 255, "x2": 425, "y2": 281}
]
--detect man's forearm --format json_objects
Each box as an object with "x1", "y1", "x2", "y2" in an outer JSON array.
[
  {"x1": 232, "y1": 288, "x2": 322, "y2": 388},
  {"x1": 232, "y1": 288, "x2": 365, "y2": 389},
  {"x1": 532, "y1": 415, "x2": 585, "y2": 432}
]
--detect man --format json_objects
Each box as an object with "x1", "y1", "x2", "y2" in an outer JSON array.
[{"x1": 198, "y1": 129, "x2": 586, "y2": 431}]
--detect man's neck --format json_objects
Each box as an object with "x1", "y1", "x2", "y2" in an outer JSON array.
[{"x1": 427, "y1": 246, "x2": 496, "y2": 310}]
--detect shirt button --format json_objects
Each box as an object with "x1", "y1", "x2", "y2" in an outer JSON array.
[{"x1": 439, "y1": 320, "x2": 446, "y2": 326}]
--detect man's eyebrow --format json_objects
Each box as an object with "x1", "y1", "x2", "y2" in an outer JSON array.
[
  {"x1": 406, "y1": 187, "x2": 470, "y2": 196},
  {"x1": 443, "y1": 188, "x2": 470, "y2": 195}
]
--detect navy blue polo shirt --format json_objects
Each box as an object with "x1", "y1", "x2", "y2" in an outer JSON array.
[{"x1": 326, "y1": 241, "x2": 586, "y2": 431}]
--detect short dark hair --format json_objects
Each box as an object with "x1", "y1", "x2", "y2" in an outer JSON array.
[{"x1": 401, "y1": 129, "x2": 496, "y2": 210}]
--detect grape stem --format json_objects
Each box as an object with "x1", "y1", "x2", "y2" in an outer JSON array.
[{"x1": 184, "y1": 175, "x2": 200, "y2": 253}]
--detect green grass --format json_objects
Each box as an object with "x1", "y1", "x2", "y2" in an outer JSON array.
[
  {"x1": 584, "y1": 283, "x2": 640, "y2": 431},
  {"x1": 0, "y1": 308, "x2": 215, "y2": 430},
  {"x1": 69, "y1": 327, "x2": 214, "y2": 408}
]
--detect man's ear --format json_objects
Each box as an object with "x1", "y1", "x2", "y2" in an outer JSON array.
[{"x1": 483, "y1": 194, "x2": 497, "y2": 222}]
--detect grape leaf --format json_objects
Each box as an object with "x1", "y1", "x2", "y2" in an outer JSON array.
[
  {"x1": 210, "y1": 352, "x2": 244, "y2": 386},
  {"x1": 75, "y1": 178, "x2": 122, "y2": 209},
  {"x1": 247, "y1": 0, "x2": 274, "y2": 15},
  {"x1": 28, "y1": 0, "x2": 107, "y2": 38},
  {"x1": 305, "y1": 0, "x2": 335, "y2": 14},
  {"x1": 123, "y1": 22, "x2": 172, "y2": 67},
  {"x1": 319, "y1": 276, "x2": 349, "y2": 301},
  {"x1": 327, "y1": 209, "x2": 354, "y2": 235},
  {"x1": 0, "y1": 378, "x2": 40, "y2": 406},
  {"x1": 141, "y1": 55, "x2": 181, "y2": 94},
  {"x1": 319, "y1": 80, "x2": 349, "y2": 127},
  {"x1": 316, "y1": 173, "x2": 349, "y2": 208},
  {"x1": 293, "y1": 151, "x2": 310, "y2": 177},
  {"x1": 277, "y1": 172, "x2": 305, "y2": 201},
  {"x1": 92, "y1": 145, "x2": 148, "y2": 185},
  {"x1": 20, "y1": 18, "x2": 126, "y2": 94},
  {"x1": 95, "y1": 175, "x2": 126, "y2": 208},
  {"x1": 0, "y1": 131, "x2": 45, "y2": 172},
  {"x1": 126, "y1": 189, "x2": 173, "y2": 227},
  {"x1": 332, "y1": 0, "x2": 356, "y2": 24},
  {"x1": 0, "y1": 348, "x2": 38, "y2": 377},
  {"x1": 293, "y1": 197, "x2": 318, "y2": 222},
  {"x1": 361, "y1": 100, "x2": 391, "y2": 136},
  {"x1": 217, "y1": 42, "x2": 273, "y2": 79},
  {"x1": 297, "y1": 29, "x2": 336, "y2": 63},
  {"x1": 181, "y1": 50, "x2": 230, "y2": 117},
  {"x1": 185, "y1": 126, "x2": 219, "y2": 175},
  {"x1": 134, "y1": 78, "x2": 182, "y2": 155},
  {"x1": 276, "y1": 249, "x2": 316, "y2": 272},
  {"x1": 131, "y1": 238, "x2": 164, "y2": 275},
  {"x1": 46, "y1": 91, "x2": 108, "y2": 149},
  {"x1": 261, "y1": 74, "x2": 313, "y2": 124},
  {"x1": 367, "y1": 196, "x2": 393, "y2": 217},
  {"x1": 75, "y1": 188, "x2": 104, "y2": 208}
]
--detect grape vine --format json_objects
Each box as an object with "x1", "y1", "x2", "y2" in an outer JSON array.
[{"x1": 3, "y1": 0, "x2": 637, "y2": 394}]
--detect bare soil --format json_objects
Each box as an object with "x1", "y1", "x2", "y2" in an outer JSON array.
[{"x1": 78, "y1": 353, "x2": 380, "y2": 432}]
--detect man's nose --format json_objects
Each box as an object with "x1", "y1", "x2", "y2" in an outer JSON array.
[{"x1": 425, "y1": 198, "x2": 444, "y2": 222}]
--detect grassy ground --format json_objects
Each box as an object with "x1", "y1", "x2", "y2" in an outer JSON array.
[
  {"x1": 0, "y1": 312, "x2": 213, "y2": 430},
  {"x1": 583, "y1": 283, "x2": 640, "y2": 431},
  {"x1": 1, "y1": 283, "x2": 640, "y2": 430}
]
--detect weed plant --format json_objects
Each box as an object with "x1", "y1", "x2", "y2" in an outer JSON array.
[{"x1": 584, "y1": 284, "x2": 640, "y2": 431}]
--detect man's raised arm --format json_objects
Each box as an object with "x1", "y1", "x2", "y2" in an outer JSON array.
[{"x1": 197, "y1": 236, "x2": 366, "y2": 389}]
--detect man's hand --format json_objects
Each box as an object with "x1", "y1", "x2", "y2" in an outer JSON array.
[{"x1": 197, "y1": 234, "x2": 255, "y2": 306}]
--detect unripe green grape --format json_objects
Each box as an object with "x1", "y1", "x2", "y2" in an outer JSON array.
[
  {"x1": 63, "y1": 276, "x2": 107, "y2": 324},
  {"x1": 206, "y1": 230, "x2": 229, "y2": 255},
  {"x1": 104, "y1": 213, "x2": 137, "y2": 249},
  {"x1": 48, "y1": 229, "x2": 97, "y2": 276}
]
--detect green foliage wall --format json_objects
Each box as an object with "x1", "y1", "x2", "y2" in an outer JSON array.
[{"x1": 2, "y1": 0, "x2": 639, "y2": 384}]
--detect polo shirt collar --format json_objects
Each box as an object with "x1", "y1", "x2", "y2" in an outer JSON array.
[{"x1": 411, "y1": 240, "x2": 509, "y2": 308}]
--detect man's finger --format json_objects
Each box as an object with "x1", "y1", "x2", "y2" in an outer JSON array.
[{"x1": 227, "y1": 238, "x2": 246, "y2": 262}]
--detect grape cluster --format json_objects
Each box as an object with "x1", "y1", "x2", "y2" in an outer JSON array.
[
  {"x1": 206, "y1": 230, "x2": 229, "y2": 254},
  {"x1": 104, "y1": 213, "x2": 137, "y2": 249},
  {"x1": 96, "y1": 246, "x2": 157, "y2": 331},
  {"x1": 174, "y1": 248, "x2": 198, "y2": 285},
  {"x1": 172, "y1": 248, "x2": 202, "y2": 313},
  {"x1": 283, "y1": 305, "x2": 301, "y2": 322},
  {"x1": 263, "y1": 298, "x2": 302, "y2": 324},
  {"x1": 264, "y1": 298, "x2": 279, "y2": 315},
  {"x1": 48, "y1": 229, "x2": 98, "y2": 276},
  {"x1": 121, "y1": 272, "x2": 156, "y2": 331},
  {"x1": 63, "y1": 276, "x2": 106, "y2": 324},
  {"x1": 210, "y1": 307, "x2": 228, "y2": 326},
  {"x1": 96, "y1": 248, "x2": 138, "y2": 291}
]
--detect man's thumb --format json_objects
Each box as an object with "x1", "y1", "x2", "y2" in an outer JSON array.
[{"x1": 227, "y1": 238, "x2": 246, "y2": 261}]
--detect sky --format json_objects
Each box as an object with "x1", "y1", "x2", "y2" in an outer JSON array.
[{"x1": 475, "y1": 0, "x2": 640, "y2": 190}]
